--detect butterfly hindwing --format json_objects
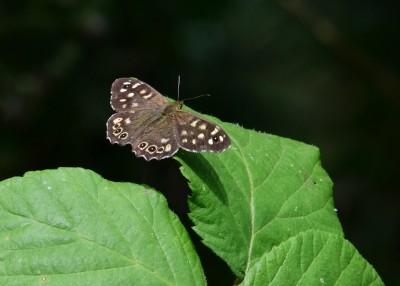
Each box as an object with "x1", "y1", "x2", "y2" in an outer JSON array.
[{"x1": 130, "y1": 116, "x2": 179, "y2": 160}]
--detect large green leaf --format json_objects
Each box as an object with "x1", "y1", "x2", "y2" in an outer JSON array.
[
  {"x1": 0, "y1": 168, "x2": 205, "y2": 286},
  {"x1": 176, "y1": 120, "x2": 344, "y2": 277}
]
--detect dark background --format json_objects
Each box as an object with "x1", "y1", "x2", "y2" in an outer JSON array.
[{"x1": 1, "y1": 0, "x2": 399, "y2": 284}]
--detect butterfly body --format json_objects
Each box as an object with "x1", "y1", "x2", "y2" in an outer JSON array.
[{"x1": 106, "y1": 78, "x2": 231, "y2": 161}]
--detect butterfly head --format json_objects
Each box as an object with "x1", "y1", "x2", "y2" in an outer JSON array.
[
  {"x1": 162, "y1": 100, "x2": 184, "y2": 117},
  {"x1": 176, "y1": 100, "x2": 184, "y2": 110}
]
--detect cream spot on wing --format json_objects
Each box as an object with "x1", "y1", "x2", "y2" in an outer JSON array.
[
  {"x1": 122, "y1": 104, "x2": 127, "y2": 109},
  {"x1": 131, "y1": 103, "x2": 138, "y2": 107},
  {"x1": 165, "y1": 144, "x2": 172, "y2": 152},
  {"x1": 197, "y1": 133, "x2": 205, "y2": 139},
  {"x1": 139, "y1": 89, "x2": 147, "y2": 95},
  {"x1": 124, "y1": 118, "x2": 131, "y2": 124},
  {"x1": 131, "y1": 82, "x2": 142, "y2": 88},
  {"x1": 113, "y1": 117, "x2": 123, "y2": 124},
  {"x1": 211, "y1": 127, "x2": 219, "y2": 135},
  {"x1": 190, "y1": 119, "x2": 200, "y2": 127},
  {"x1": 181, "y1": 130, "x2": 188, "y2": 136},
  {"x1": 119, "y1": 98, "x2": 127, "y2": 102},
  {"x1": 199, "y1": 123, "x2": 207, "y2": 130},
  {"x1": 208, "y1": 138, "x2": 213, "y2": 145},
  {"x1": 219, "y1": 135, "x2": 224, "y2": 142},
  {"x1": 143, "y1": 92, "x2": 153, "y2": 99},
  {"x1": 182, "y1": 138, "x2": 188, "y2": 143},
  {"x1": 127, "y1": 93, "x2": 135, "y2": 97},
  {"x1": 120, "y1": 88, "x2": 127, "y2": 92},
  {"x1": 192, "y1": 139, "x2": 197, "y2": 144},
  {"x1": 161, "y1": 138, "x2": 170, "y2": 143}
]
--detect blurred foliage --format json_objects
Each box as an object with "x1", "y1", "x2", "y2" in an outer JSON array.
[{"x1": 0, "y1": 0, "x2": 399, "y2": 284}]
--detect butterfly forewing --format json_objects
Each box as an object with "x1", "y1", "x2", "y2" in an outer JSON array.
[
  {"x1": 110, "y1": 78, "x2": 168, "y2": 112},
  {"x1": 174, "y1": 110, "x2": 231, "y2": 152}
]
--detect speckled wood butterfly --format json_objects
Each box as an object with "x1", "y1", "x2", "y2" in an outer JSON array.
[{"x1": 106, "y1": 77, "x2": 231, "y2": 161}]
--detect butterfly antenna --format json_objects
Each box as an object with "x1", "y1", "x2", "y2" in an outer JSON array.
[
  {"x1": 177, "y1": 75, "x2": 210, "y2": 101},
  {"x1": 177, "y1": 75, "x2": 181, "y2": 100},
  {"x1": 184, "y1": 93, "x2": 210, "y2": 101}
]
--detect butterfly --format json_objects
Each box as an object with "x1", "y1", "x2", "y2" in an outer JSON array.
[{"x1": 106, "y1": 77, "x2": 231, "y2": 161}]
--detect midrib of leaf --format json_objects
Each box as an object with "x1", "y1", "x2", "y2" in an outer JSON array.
[
  {"x1": 219, "y1": 140, "x2": 252, "y2": 252},
  {"x1": 235, "y1": 132, "x2": 256, "y2": 275},
  {"x1": 243, "y1": 138, "x2": 285, "y2": 258},
  {"x1": 245, "y1": 136, "x2": 296, "y2": 273}
]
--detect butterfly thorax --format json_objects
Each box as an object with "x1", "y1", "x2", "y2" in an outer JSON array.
[{"x1": 162, "y1": 100, "x2": 184, "y2": 117}]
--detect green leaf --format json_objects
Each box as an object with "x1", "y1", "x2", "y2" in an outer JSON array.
[
  {"x1": 0, "y1": 168, "x2": 206, "y2": 286},
  {"x1": 175, "y1": 120, "x2": 344, "y2": 277},
  {"x1": 241, "y1": 230, "x2": 384, "y2": 286}
]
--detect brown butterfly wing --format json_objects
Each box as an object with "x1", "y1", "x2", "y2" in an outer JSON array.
[
  {"x1": 174, "y1": 110, "x2": 231, "y2": 153},
  {"x1": 110, "y1": 77, "x2": 168, "y2": 112}
]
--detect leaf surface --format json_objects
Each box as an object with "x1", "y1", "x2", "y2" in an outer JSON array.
[{"x1": 0, "y1": 168, "x2": 205, "y2": 286}]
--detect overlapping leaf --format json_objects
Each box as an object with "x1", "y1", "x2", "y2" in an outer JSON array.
[
  {"x1": 176, "y1": 120, "x2": 344, "y2": 277},
  {"x1": 242, "y1": 230, "x2": 384, "y2": 286}
]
